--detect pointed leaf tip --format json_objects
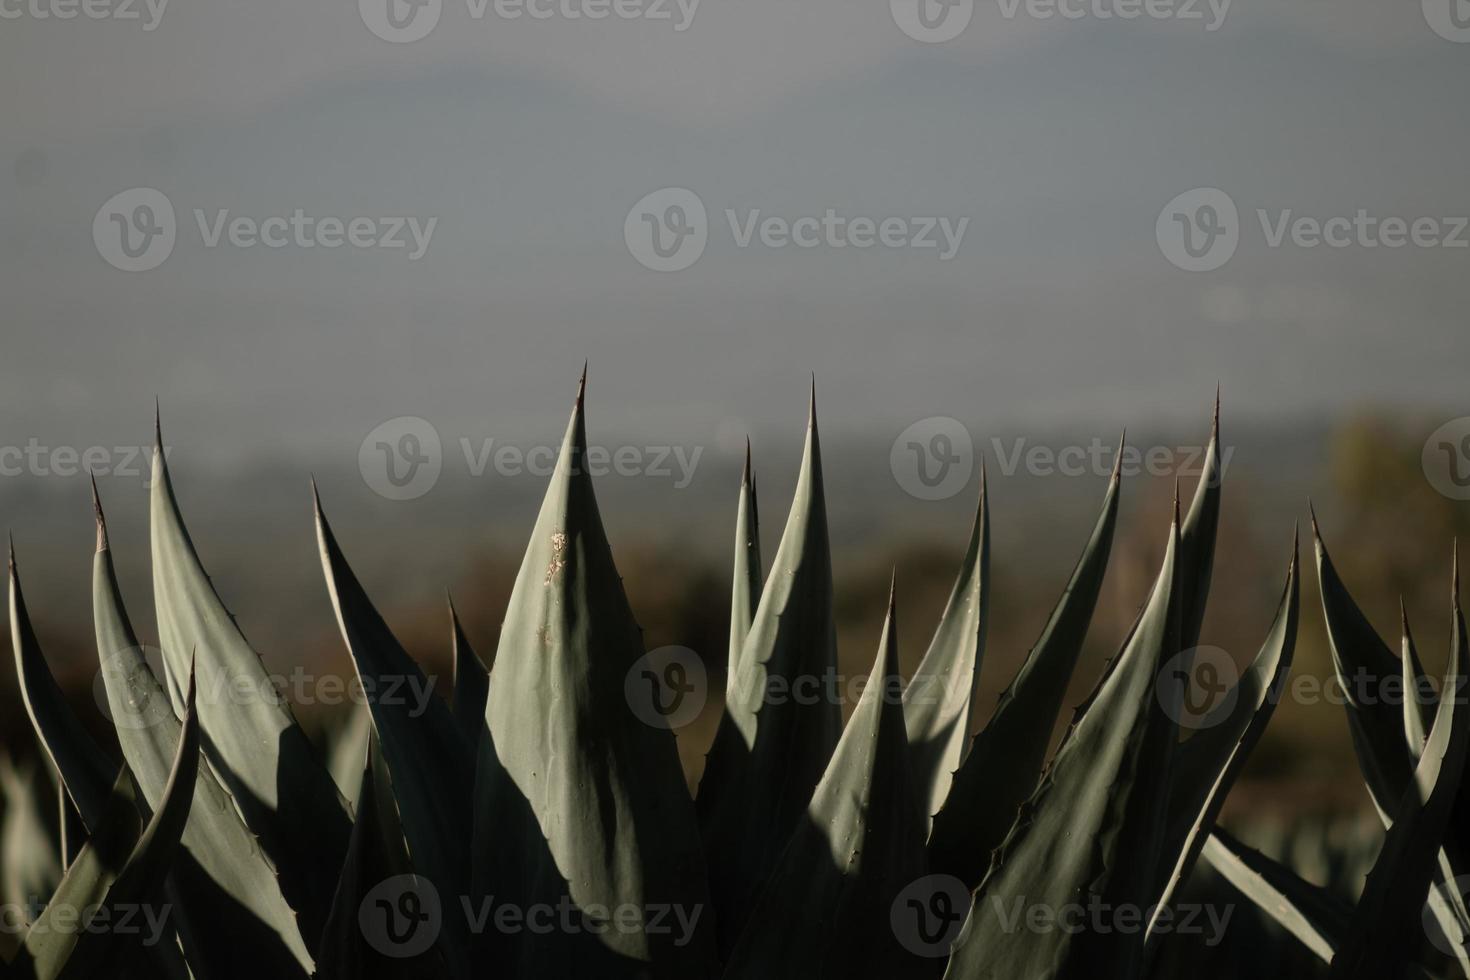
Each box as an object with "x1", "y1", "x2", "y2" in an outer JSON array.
[{"x1": 91, "y1": 478, "x2": 109, "y2": 552}]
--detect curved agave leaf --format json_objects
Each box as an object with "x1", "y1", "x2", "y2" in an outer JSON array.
[
  {"x1": 1312, "y1": 513, "x2": 1415, "y2": 819},
  {"x1": 149, "y1": 418, "x2": 349, "y2": 938},
  {"x1": 1331, "y1": 561, "x2": 1470, "y2": 980},
  {"x1": 314, "y1": 491, "x2": 474, "y2": 978},
  {"x1": 9, "y1": 549, "x2": 116, "y2": 826},
  {"x1": 1315, "y1": 521, "x2": 1470, "y2": 970},
  {"x1": 93, "y1": 490, "x2": 314, "y2": 977},
  {"x1": 327, "y1": 707, "x2": 373, "y2": 809},
  {"x1": 1178, "y1": 397, "x2": 1222, "y2": 651},
  {"x1": 727, "y1": 440, "x2": 763, "y2": 687},
  {"x1": 1202, "y1": 829, "x2": 1347, "y2": 965},
  {"x1": 18, "y1": 673, "x2": 199, "y2": 980},
  {"x1": 903, "y1": 473, "x2": 989, "y2": 826},
  {"x1": 1147, "y1": 532, "x2": 1299, "y2": 939},
  {"x1": 928, "y1": 453, "x2": 1121, "y2": 890},
  {"x1": 696, "y1": 389, "x2": 841, "y2": 952},
  {"x1": 0, "y1": 757, "x2": 61, "y2": 928},
  {"x1": 317, "y1": 739, "x2": 445, "y2": 980},
  {"x1": 472, "y1": 377, "x2": 718, "y2": 978},
  {"x1": 1401, "y1": 603, "x2": 1433, "y2": 762},
  {"x1": 724, "y1": 588, "x2": 928, "y2": 977},
  {"x1": 448, "y1": 597, "x2": 488, "y2": 749},
  {"x1": 944, "y1": 501, "x2": 1183, "y2": 980}
]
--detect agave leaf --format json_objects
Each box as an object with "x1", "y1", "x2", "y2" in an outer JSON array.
[
  {"x1": 316, "y1": 738, "x2": 446, "y2": 980},
  {"x1": 327, "y1": 707, "x2": 373, "y2": 809},
  {"x1": 149, "y1": 418, "x2": 350, "y2": 937},
  {"x1": 1178, "y1": 397, "x2": 1222, "y2": 651},
  {"x1": 1202, "y1": 829, "x2": 1348, "y2": 965},
  {"x1": 696, "y1": 389, "x2": 842, "y2": 952},
  {"x1": 902, "y1": 473, "x2": 989, "y2": 826},
  {"x1": 93, "y1": 491, "x2": 314, "y2": 977},
  {"x1": 9, "y1": 549, "x2": 116, "y2": 827},
  {"x1": 1330, "y1": 560, "x2": 1470, "y2": 980},
  {"x1": 18, "y1": 673, "x2": 199, "y2": 980},
  {"x1": 1147, "y1": 532, "x2": 1299, "y2": 939},
  {"x1": 472, "y1": 377, "x2": 718, "y2": 978},
  {"x1": 1312, "y1": 513, "x2": 1415, "y2": 820},
  {"x1": 1401, "y1": 603, "x2": 1434, "y2": 762},
  {"x1": 727, "y1": 440, "x2": 763, "y2": 686},
  {"x1": 927, "y1": 454, "x2": 1121, "y2": 890},
  {"x1": 944, "y1": 501, "x2": 1183, "y2": 980},
  {"x1": 724, "y1": 588, "x2": 929, "y2": 977},
  {"x1": 448, "y1": 597, "x2": 488, "y2": 749},
  {"x1": 1315, "y1": 520, "x2": 1470, "y2": 969},
  {"x1": 314, "y1": 491, "x2": 475, "y2": 978},
  {"x1": 0, "y1": 757, "x2": 61, "y2": 927}
]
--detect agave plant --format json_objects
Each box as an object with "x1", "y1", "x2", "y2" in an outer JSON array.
[
  {"x1": 1203, "y1": 520, "x2": 1470, "y2": 979},
  {"x1": 0, "y1": 376, "x2": 1397, "y2": 980}
]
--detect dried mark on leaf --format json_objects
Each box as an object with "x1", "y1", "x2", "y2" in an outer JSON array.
[{"x1": 545, "y1": 532, "x2": 568, "y2": 585}]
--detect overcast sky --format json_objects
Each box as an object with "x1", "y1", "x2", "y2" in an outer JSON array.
[{"x1": 1, "y1": 0, "x2": 1466, "y2": 471}]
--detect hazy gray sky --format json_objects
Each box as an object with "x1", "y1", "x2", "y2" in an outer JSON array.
[{"x1": 2, "y1": 0, "x2": 1467, "y2": 469}]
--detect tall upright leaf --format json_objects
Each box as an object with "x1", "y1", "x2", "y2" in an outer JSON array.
[
  {"x1": 93, "y1": 488, "x2": 314, "y2": 977},
  {"x1": 1148, "y1": 532, "x2": 1299, "y2": 938},
  {"x1": 928, "y1": 452, "x2": 1121, "y2": 889},
  {"x1": 724, "y1": 587, "x2": 928, "y2": 977},
  {"x1": 696, "y1": 389, "x2": 842, "y2": 952},
  {"x1": 9, "y1": 549, "x2": 115, "y2": 826},
  {"x1": 945, "y1": 501, "x2": 1183, "y2": 980},
  {"x1": 448, "y1": 597, "x2": 488, "y2": 749},
  {"x1": 17, "y1": 675, "x2": 200, "y2": 980},
  {"x1": 903, "y1": 473, "x2": 989, "y2": 825},
  {"x1": 1178, "y1": 396, "x2": 1223, "y2": 650},
  {"x1": 1401, "y1": 603, "x2": 1433, "y2": 762},
  {"x1": 727, "y1": 440, "x2": 763, "y2": 692},
  {"x1": 1331, "y1": 562, "x2": 1470, "y2": 979},
  {"x1": 471, "y1": 376, "x2": 718, "y2": 978},
  {"x1": 315, "y1": 491, "x2": 475, "y2": 978},
  {"x1": 149, "y1": 418, "x2": 349, "y2": 932}
]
